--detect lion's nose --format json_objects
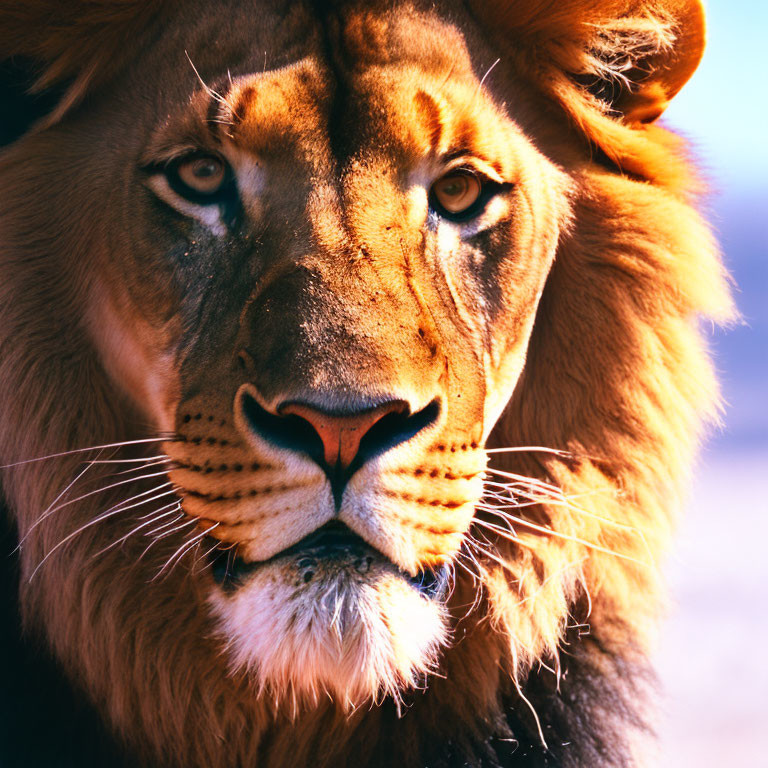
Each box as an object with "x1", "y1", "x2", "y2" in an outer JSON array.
[
  {"x1": 237, "y1": 387, "x2": 439, "y2": 500},
  {"x1": 278, "y1": 401, "x2": 407, "y2": 471}
]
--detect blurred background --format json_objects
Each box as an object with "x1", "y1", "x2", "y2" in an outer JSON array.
[{"x1": 654, "y1": 1, "x2": 767, "y2": 764}]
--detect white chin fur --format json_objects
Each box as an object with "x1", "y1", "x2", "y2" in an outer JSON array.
[{"x1": 209, "y1": 560, "x2": 448, "y2": 710}]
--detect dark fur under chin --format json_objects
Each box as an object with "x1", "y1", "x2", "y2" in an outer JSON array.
[
  {"x1": 1, "y1": 498, "x2": 646, "y2": 768},
  {"x1": 5, "y1": 474, "x2": 648, "y2": 768}
]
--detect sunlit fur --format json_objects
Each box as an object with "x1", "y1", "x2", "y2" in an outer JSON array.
[
  {"x1": 210, "y1": 560, "x2": 448, "y2": 710},
  {"x1": 0, "y1": 1, "x2": 734, "y2": 767}
]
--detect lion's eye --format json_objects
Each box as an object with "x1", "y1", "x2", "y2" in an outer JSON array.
[
  {"x1": 166, "y1": 154, "x2": 229, "y2": 201},
  {"x1": 430, "y1": 171, "x2": 482, "y2": 218}
]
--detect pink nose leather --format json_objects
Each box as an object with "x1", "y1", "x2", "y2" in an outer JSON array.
[{"x1": 280, "y1": 402, "x2": 407, "y2": 469}]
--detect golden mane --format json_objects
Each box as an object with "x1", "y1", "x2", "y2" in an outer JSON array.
[{"x1": 0, "y1": 1, "x2": 734, "y2": 766}]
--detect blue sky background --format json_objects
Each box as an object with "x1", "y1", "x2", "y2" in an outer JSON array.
[
  {"x1": 653, "y1": 3, "x2": 767, "y2": 762},
  {"x1": 662, "y1": 0, "x2": 767, "y2": 449}
]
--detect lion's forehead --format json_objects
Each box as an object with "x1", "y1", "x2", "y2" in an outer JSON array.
[
  {"x1": 197, "y1": 0, "x2": 475, "y2": 80},
  {"x1": 166, "y1": 1, "x2": 497, "y2": 172}
]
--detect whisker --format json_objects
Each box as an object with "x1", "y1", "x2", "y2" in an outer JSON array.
[
  {"x1": 483, "y1": 484, "x2": 568, "y2": 507},
  {"x1": 480, "y1": 496, "x2": 558, "y2": 512},
  {"x1": 452, "y1": 552, "x2": 480, "y2": 584},
  {"x1": 465, "y1": 534, "x2": 521, "y2": 577},
  {"x1": 453, "y1": 56, "x2": 500, "y2": 125},
  {"x1": 16, "y1": 454, "x2": 103, "y2": 550},
  {"x1": 26, "y1": 482, "x2": 174, "y2": 544},
  {"x1": 483, "y1": 476, "x2": 654, "y2": 556},
  {"x1": 88, "y1": 455, "x2": 170, "y2": 465},
  {"x1": 458, "y1": 542, "x2": 486, "y2": 580},
  {"x1": 92, "y1": 502, "x2": 182, "y2": 558},
  {"x1": 484, "y1": 469, "x2": 567, "y2": 495},
  {"x1": 192, "y1": 537, "x2": 223, "y2": 573},
  {"x1": 478, "y1": 57, "x2": 501, "y2": 90},
  {"x1": 110, "y1": 458, "x2": 172, "y2": 477},
  {"x1": 25, "y1": 483, "x2": 176, "y2": 552},
  {"x1": 452, "y1": 552, "x2": 478, "y2": 582},
  {"x1": 136, "y1": 493, "x2": 184, "y2": 520},
  {"x1": 513, "y1": 666, "x2": 549, "y2": 751},
  {"x1": 139, "y1": 516, "x2": 195, "y2": 561},
  {"x1": 104, "y1": 484, "x2": 177, "y2": 518},
  {"x1": 153, "y1": 524, "x2": 219, "y2": 581},
  {"x1": 456, "y1": 549, "x2": 490, "y2": 616},
  {"x1": 143, "y1": 514, "x2": 191, "y2": 540},
  {"x1": 483, "y1": 485, "x2": 542, "y2": 501},
  {"x1": 36, "y1": 470, "x2": 172, "y2": 520},
  {"x1": 185, "y1": 50, "x2": 229, "y2": 106},
  {"x1": 78, "y1": 458, "x2": 171, "y2": 488},
  {"x1": 0, "y1": 437, "x2": 172, "y2": 469},
  {"x1": 222, "y1": 545, "x2": 238, "y2": 583},
  {"x1": 473, "y1": 514, "x2": 651, "y2": 568},
  {"x1": 483, "y1": 493, "x2": 563, "y2": 509},
  {"x1": 484, "y1": 446, "x2": 573, "y2": 457},
  {"x1": 452, "y1": 553, "x2": 485, "y2": 618},
  {"x1": 483, "y1": 479, "x2": 565, "y2": 499},
  {"x1": 484, "y1": 484, "x2": 600, "y2": 508},
  {"x1": 28, "y1": 484, "x2": 171, "y2": 581}
]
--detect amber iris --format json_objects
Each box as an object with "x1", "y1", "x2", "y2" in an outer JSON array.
[
  {"x1": 177, "y1": 155, "x2": 227, "y2": 194},
  {"x1": 431, "y1": 171, "x2": 482, "y2": 214}
]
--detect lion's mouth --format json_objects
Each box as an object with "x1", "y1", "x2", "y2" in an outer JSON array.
[{"x1": 207, "y1": 520, "x2": 449, "y2": 599}]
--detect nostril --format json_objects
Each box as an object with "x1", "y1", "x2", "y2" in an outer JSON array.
[
  {"x1": 239, "y1": 392, "x2": 325, "y2": 463},
  {"x1": 352, "y1": 400, "x2": 440, "y2": 468}
]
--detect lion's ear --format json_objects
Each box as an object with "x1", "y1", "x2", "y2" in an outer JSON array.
[
  {"x1": 469, "y1": 0, "x2": 706, "y2": 189},
  {"x1": 470, "y1": 0, "x2": 705, "y2": 124},
  {"x1": 0, "y1": 1, "x2": 164, "y2": 132},
  {"x1": 598, "y1": 0, "x2": 705, "y2": 123}
]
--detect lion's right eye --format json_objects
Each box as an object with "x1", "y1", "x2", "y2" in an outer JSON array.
[{"x1": 165, "y1": 154, "x2": 231, "y2": 203}]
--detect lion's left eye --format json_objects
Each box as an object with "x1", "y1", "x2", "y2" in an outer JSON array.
[
  {"x1": 430, "y1": 170, "x2": 484, "y2": 219},
  {"x1": 165, "y1": 154, "x2": 230, "y2": 202}
]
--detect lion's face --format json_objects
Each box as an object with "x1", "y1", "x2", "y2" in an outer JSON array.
[
  {"x1": 2, "y1": 1, "x2": 732, "y2": 763},
  {"x1": 81, "y1": 3, "x2": 568, "y2": 702}
]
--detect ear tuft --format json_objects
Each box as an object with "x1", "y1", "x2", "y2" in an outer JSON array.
[
  {"x1": 607, "y1": 1, "x2": 705, "y2": 123},
  {"x1": 576, "y1": 11, "x2": 680, "y2": 121},
  {"x1": 471, "y1": 0, "x2": 705, "y2": 124},
  {"x1": 469, "y1": 0, "x2": 707, "y2": 190}
]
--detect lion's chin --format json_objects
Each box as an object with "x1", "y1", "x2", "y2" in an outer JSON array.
[{"x1": 209, "y1": 555, "x2": 449, "y2": 710}]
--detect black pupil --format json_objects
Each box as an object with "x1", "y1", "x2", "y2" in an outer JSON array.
[
  {"x1": 443, "y1": 178, "x2": 466, "y2": 196},
  {"x1": 194, "y1": 160, "x2": 219, "y2": 178}
]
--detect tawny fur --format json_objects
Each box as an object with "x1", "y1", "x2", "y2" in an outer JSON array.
[{"x1": 0, "y1": 1, "x2": 734, "y2": 767}]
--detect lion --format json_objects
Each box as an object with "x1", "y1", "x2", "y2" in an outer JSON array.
[{"x1": 0, "y1": 1, "x2": 734, "y2": 766}]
